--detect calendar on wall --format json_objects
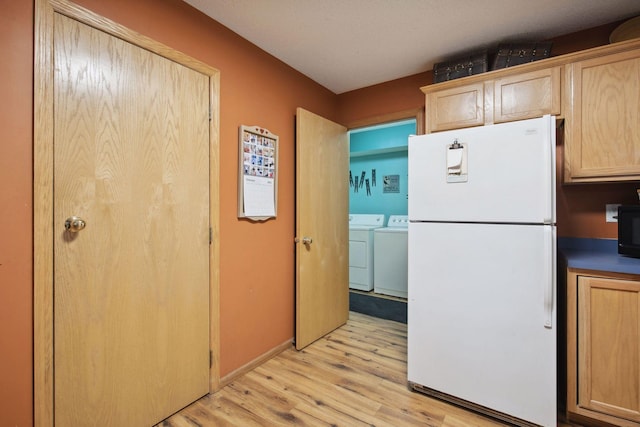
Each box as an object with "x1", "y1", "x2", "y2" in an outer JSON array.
[{"x1": 238, "y1": 125, "x2": 278, "y2": 221}]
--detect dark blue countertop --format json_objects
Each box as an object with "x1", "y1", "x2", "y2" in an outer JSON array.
[{"x1": 559, "y1": 237, "x2": 640, "y2": 276}]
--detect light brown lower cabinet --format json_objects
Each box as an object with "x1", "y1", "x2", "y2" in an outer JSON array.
[{"x1": 567, "y1": 269, "x2": 640, "y2": 426}]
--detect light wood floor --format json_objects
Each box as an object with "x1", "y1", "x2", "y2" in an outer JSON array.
[{"x1": 158, "y1": 312, "x2": 573, "y2": 426}]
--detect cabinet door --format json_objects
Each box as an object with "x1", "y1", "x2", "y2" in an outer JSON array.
[
  {"x1": 493, "y1": 67, "x2": 560, "y2": 123},
  {"x1": 578, "y1": 276, "x2": 640, "y2": 422},
  {"x1": 426, "y1": 82, "x2": 484, "y2": 132},
  {"x1": 564, "y1": 50, "x2": 640, "y2": 182}
]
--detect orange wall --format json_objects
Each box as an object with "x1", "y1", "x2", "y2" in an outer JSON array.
[
  {"x1": 0, "y1": 2, "x2": 635, "y2": 425},
  {"x1": 0, "y1": 2, "x2": 35, "y2": 426},
  {"x1": 338, "y1": 71, "x2": 432, "y2": 126}
]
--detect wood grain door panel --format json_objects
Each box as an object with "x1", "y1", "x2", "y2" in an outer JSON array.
[
  {"x1": 53, "y1": 14, "x2": 210, "y2": 426},
  {"x1": 493, "y1": 67, "x2": 561, "y2": 123},
  {"x1": 426, "y1": 82, "x2": 485, "y2": 132},
  {"x1": 565, "y1": 50, "x2": 640, "y2": 182},
  {"x1": 295, "y1": 108, "x2": 349, "y2": 350},
  {"x1": 578, "y1": 276, "x2": 640, "y2": 422}
]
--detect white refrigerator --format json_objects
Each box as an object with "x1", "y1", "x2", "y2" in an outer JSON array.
[{"x1": 407, "y1": 115, "x2": 557, "y2": 427}]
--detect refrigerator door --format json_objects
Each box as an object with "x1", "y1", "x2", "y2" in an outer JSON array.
[
  {"x1": 408, "y1": 115, "x2": 555, "y2": 224},
  {"x1": 407, "y1": 222, "x2": 557, "y2": 427}
]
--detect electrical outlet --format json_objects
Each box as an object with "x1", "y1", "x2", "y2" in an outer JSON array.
[{"x1": 606, "y1": 204, "x2": 620, "y2": 223}]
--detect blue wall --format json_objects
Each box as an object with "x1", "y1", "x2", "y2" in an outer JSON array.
[
  {"x1": 349, "y1": 120, "x2": 415, "y2": 224},
  {"x1": 350, "y1": 120, "x2": 415, "y2": 153}
]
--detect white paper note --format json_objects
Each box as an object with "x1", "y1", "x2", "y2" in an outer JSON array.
[
  {"x1": 447, "y1": 148, "x2": 463, "y2": 174},
  {"x1": 243, "y1": 175, "x2": 275, "y2": 217}
]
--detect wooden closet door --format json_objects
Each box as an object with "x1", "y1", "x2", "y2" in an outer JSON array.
[{"x1": 53, "y1": 14, "x2": 210, "y2": 426}]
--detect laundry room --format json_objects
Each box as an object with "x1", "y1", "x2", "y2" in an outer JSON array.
[{"x1": 348, "y1": 119, "x2": 415, "y2": 322}]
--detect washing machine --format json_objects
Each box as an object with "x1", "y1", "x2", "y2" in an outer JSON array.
[
  {"x1": 373, "y1": 215, "x2": 409, "y2": 298},
  {"x1": 349, "y1": 214, "x2": 385, "y2": 291}
]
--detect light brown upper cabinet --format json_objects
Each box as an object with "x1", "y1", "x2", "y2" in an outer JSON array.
[
  {"x1": 563, "y1": 48, "x2": 640, "y2": 183},
  {"x1": 493, "y1": 67, "x2": 561, "y2": 124},
  {"x1": 423, "y1": 66, "x2": 561, "y2": 133},
  {"x1": 425, "y1": 81, "x2": 485, "y2": 132}
]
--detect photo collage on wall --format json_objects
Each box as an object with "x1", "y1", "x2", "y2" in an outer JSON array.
[
  {"x1": 243, "y1": 130, "x2": 276, "y2": 179},
  {"x1": 238, "y1": 125, "x2": 278, "y2": 220},
  {"x1": 350, "y1": 169, "x2": 376, "y2": 196}
]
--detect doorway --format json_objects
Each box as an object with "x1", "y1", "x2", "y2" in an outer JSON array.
[{"x1": 347, "y1": 119, "x2": 416, "y2": 323}]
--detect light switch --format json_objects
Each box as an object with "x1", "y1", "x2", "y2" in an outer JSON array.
[{"x1": 605, "y1": 204, "x2": 620, "y2": 223}]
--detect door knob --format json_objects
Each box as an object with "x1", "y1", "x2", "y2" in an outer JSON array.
[
  {"x1": 302, "y1": 237, "x2": 313, "y2": 245},
  {"x1": 64, "y1": 216, "x2": 86, "y2": 232}
]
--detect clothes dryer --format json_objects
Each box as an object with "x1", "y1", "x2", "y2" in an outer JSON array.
[
  {"x1": 349, "y1": 214, "x2": 385, "y2": 291},
  {"x1": 374, "y1": 215, "x2": 409, "y2": 298}
]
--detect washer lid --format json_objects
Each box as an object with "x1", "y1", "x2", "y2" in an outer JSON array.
[
  {"x1": 349, "y1": 214, "x2": 385, "y2": 227},
  {"x1": 375, "y1": 227, "x2": 408, "y2": 234},
  {"x1": 350, "y1": 225, "x2": 383, "y2": 231}
]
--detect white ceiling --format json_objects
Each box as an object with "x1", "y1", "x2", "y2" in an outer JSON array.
[{"x1": 183, "y1": 0, "x2": 640, "y2": 94}]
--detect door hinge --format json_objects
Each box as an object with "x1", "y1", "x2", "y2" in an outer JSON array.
[
  {"x1": 210, "y1": 350, "x2": 213, "y2": 368},
  {"x1": 209, "y1": 105, "x2": 212, "y2": 121},
  {"x1": 209, "y1": 227, "x2": 212, "y2": 244}
]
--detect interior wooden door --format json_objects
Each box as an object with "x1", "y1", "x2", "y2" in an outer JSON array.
[
  {"x1": 295, "y1": 108, "x2": 349, "y2": 350},
  {"x1": 53, "y1": 14, "x2": 210, "y2": 426}
]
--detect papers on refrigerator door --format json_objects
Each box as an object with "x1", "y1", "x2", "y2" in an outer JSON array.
[
  {"x1": 447, "y1": 147, "x2": 463, "y2": 174},
  {"x1": 447, "y1": 140, "x2": 468, "y2": 183}
]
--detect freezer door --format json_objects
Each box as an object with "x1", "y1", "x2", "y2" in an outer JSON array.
[
  {"x1": 408, "y1": 115, "x2": 556, "y2": 224},
  {"x1": 407, "y1": 222, "x2": 557, "y2": 427}
]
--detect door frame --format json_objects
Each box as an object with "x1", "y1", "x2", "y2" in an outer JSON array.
[
  {"x1": 344, "y1": 108, "x2": 425, "y2": 135},
  {"x1": 33, "y1": 1, "x2": 221, "y2": 425}
]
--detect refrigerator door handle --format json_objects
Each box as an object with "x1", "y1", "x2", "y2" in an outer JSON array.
[
  {"x1": 542, "y1": 114, "x2": 556, "y2": 224},
  {"x1": 543, "y1": 226, "x2": 555, "y2": 329}
]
